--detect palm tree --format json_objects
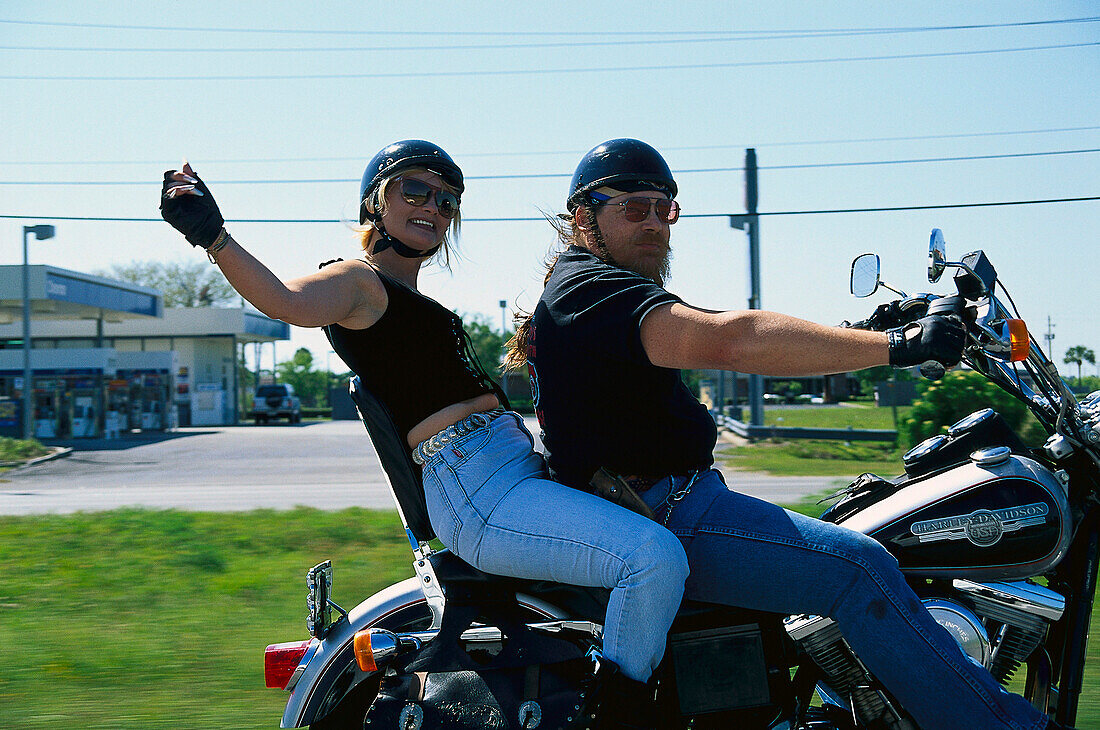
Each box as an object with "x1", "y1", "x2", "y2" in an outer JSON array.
[{"x1": 1063, "y1": 345, "x2": 1096, "y2": 382}]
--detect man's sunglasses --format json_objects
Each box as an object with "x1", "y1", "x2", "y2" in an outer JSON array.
[
  {"x1": 396, "y1": 178, "x2": 460, "y2": 219},
  {"x1": 604, "y1": 197, "x2": 680, "y2": 224}
]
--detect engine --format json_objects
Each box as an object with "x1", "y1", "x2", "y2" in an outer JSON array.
[{"x1": 786, "y1": 579, "x2": 1064, "y2": 724}]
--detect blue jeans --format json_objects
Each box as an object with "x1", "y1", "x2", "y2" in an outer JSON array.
[
  {"x1": 639, "y1": 469, "x2": 1047, "y2": 730},
  {"x1": 418, "y1": 412, "x2": 688, "y2": 682}
]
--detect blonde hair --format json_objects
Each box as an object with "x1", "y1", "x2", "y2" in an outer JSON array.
[{"x1": 358, "y1": 167, "x2": 462, "y2": 269}]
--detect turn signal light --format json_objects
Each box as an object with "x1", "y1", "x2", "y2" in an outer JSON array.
[
  {"x1": 1007, "y1": 319, "x2": 1029, "y2": 362},
  {"x1": 265, "y1": 640, "x2": 312, "y2": 689},
  {"x1": 353, "y1": 628, "x2": 403, "y2": 672},
  {"x1": 354, "y1": 631, "x2": 378, "y2": 672}
]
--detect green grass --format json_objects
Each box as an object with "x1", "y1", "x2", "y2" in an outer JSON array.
[
  {"x1": 0, "y1": 508, "x2": 413, "y2": 729},
  {"x1": 0, "y1": 436, "x2": 50, "y2": 463},
  {"x1": 718, "y1": 405, "x2": 908, "y2": 477},
  {"x1": 719, "y1": 439, "x2": 904, "y2": 477},
  {"x1": 5, "y1": 507, "x2": 1099, "y2": 727},
  {"x1": 762, "y1": 404, "x2": 909, "y2": 431}
]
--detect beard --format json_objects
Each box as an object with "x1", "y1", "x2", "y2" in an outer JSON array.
[{"x1": 618, "y1": 233, "x2": 672, "y2": 287}]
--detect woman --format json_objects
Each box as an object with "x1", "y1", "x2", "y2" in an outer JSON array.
[{"x1": 159, "y1": 140, "x2": 688, "y2": 729}]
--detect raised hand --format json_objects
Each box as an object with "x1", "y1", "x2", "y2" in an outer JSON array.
[{"x1": 159, "y1": 161, "x2": 225, "y2": 249}]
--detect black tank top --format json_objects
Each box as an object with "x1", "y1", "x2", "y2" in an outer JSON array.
[{"x1": 324, "y1": 265, "x2": 505, "y2": 442}]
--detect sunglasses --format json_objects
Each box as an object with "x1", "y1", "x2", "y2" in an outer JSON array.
[
  {"x1": 604, "y1": 197, "x2": 680, "y2": 224},
  {"x1": 396, "y1": 177, "x2": 460, "y2": 219}
]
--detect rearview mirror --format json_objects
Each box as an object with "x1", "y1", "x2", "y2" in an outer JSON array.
[
  {"x1": 929, "y1": 229, "x2": 947, "y2": 283},
  {"x1": 850, "y1": 253, "x2": 881, "y2": 298}
]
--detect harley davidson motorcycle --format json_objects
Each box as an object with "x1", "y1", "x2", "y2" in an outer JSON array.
[{"x1": 263, "y1": 229, "x2": 1099, "y2": 728}]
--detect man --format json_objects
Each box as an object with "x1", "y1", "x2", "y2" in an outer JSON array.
[{"x1": 509, "y1": 139, "x2": 1062, "y2": 730}]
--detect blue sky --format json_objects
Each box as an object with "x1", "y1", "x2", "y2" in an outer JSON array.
[{"x1": 1, "y1": 2, "x2": 1097, "y2": 376}]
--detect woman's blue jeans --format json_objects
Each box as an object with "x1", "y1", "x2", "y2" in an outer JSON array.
[
  {"x1": 418, "y1": 412, "x2": 688, "y2": 682},
  {"x1": 640, "y1": 469, "x2": 1048, "y2": 730}
]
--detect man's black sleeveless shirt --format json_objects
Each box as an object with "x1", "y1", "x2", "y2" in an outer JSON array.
[
  {"x1": 325, "y1": 266, "x2": 499, "y2": 441},
  {"x1": 527, "y1": 246, "x2": 717, "y2": 490}
]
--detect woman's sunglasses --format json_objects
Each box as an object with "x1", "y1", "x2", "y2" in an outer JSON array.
[
  {"x1": 396, "y1": 178, "x2": 460, "y2": 219},
  {"x1": 605, "y1": 197, "x2": 680, "y2": 224}
]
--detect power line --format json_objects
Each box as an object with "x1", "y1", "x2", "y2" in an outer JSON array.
[
  {"x1": 3, "y1": 196, "x2": 1096, "y2": 224},
  {"x1": 1, "y1": 16, "x2": 1095, "y2": 36},
  {"x1": 0, "y1": 31, "x2": 972, "y2": 54},
  {"x1": 755, "y1": 147, "x2": 1100, "y2": 171},
  {"x1": 4, "y1": 41, "x2": 1095, "y2": 81},
  {"x1": 751, "y1": 196, "x2": 1100, "y2": 217},
  {"x1": 3, "y1": 148, "x2": 1096, "y2": 186},
  {"x1": 5, "y1": 16, "x2": 1099, "y2": 54},
  {"x1": 3, "y1": 126, "x2": 1098, "y2": 166}
]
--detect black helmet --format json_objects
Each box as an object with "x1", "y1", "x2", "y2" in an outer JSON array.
[
  {"x1": 567, "y1": 138, "x2": 677, "y2": 211},
  {"x1": 359, "y1": 140, "x2": 464, "y2": 224}
]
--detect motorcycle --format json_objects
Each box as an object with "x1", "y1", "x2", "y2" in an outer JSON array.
[{"x1": 263, "y1": 228, "x2": 1099, "y2": 728}]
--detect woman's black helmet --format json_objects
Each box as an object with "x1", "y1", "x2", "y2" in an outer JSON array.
[
  {"x1": 567, "y1": 138, "x2": 677, "y2": 212},
  {"x1": 359, "y1": 140, "x2": 464, "y2": 224}
]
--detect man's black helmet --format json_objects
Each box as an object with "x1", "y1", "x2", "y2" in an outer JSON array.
[
  {"x1": 567, "y1": 138, "x2": 677, "y2": 211},
  {"x1": 359, "y1": 140, "x2": 464, "y2": 224}
]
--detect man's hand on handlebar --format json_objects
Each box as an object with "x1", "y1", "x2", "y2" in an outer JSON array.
[{"x1": 887, "y1": 315, "x2": 967, "y2": 371}]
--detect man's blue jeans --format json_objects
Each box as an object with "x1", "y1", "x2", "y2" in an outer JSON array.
[
  {"x1": 641, "y1": 469, "x2": 1048, "y2": 730},
  {"x1": 419, "y1": 412, "x2": 688, "y2": 682}
]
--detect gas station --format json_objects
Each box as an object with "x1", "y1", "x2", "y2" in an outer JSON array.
[{"x1": 0, "y1": 263, "x2": 289, "y2": 439}]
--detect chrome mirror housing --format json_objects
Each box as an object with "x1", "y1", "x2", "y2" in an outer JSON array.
[
  {"x1": 929, "y1": 229, "x2": 947, "y2": 283},
  {"x1": 850, "y1": 253, "x2": 881, "y2": 298}
]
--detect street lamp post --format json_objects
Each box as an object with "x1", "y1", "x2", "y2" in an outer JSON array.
[{"x1": 22, "y1": 224, "x2": 55, "y2": 440}]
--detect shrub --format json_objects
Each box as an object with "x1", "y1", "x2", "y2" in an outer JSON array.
[{"x1": 901, "y1": 370, "x2": 1043, "y2": 448}]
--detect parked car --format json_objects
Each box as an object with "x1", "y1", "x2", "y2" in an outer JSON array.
[{"x1": 252, "y1": 384, "x2": 301, "y2": 424}]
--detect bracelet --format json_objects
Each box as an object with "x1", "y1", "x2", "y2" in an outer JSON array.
[{"x1": 206, "y1": 228, "x2": 231, "y2": 264}]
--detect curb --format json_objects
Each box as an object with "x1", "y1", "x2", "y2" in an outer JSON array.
[{"x1": 4, "y1": 446, "x2": 73, "y2": 472}]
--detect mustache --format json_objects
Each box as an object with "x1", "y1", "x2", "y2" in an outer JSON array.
[{"x1": 634, "y1": 232, "x2": 669, "y2": 248}]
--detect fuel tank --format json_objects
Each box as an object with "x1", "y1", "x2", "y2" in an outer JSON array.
[{"x1": 836, "y1": 450, "x2": 1070, "y2": 580}]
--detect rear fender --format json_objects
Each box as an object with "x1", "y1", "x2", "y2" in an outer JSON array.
[{"x1": 281, "y1": 577, "x2": 566, "y2": 728}]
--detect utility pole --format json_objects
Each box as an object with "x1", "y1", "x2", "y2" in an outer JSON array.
[
  {"x1": 499, "y1": 300, "x2": 508, "y2": 369},
  {"x1": 1044, "y1": 316, "x2": 1056, "y2": 360},
  {"x1": 729, "y1": 148, "x2": 763, "y2": 426}
]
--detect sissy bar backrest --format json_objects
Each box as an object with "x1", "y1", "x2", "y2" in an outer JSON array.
[
  {"x1": 346, "y1": 376, "x2": 436, "y2": 548},
  {"x1": 346, "y1": 377, "x2": 523, "y2": 626}
]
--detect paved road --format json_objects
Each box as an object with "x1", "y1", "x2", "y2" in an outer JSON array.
[{"x1": 0, "y1": 419, "x2": 848, "y2": 515}]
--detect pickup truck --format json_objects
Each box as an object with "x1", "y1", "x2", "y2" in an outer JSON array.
[{"x1": 251, "y1": 384, "x2": 302, "y2": 424}]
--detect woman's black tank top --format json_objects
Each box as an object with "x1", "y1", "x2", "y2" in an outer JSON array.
[{"x1": 324, "y1": 266, "x2": 505, "y2": 442}]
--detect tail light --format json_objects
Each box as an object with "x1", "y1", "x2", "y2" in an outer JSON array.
[{"x1": 265, "y1": 640, "x2": 313, "y2": 689}]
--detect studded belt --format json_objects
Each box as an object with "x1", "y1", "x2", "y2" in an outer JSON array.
[{"x1": 411, "y1": 408, "x2": 507, "y2": 465}]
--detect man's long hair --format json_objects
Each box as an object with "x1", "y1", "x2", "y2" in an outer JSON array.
[{"x1": 503, "y1": 209, "x2": 591, "y2": 370}]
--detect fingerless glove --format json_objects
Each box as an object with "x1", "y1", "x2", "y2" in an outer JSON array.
[
  {"x1": 159, "y1": 170, "x2": 225, "y2": 249},
  {"x1": 887, "y1": 315, "x2": 966, "y2": 369}
]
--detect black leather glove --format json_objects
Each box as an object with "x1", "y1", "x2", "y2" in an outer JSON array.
[
  {"x1": 159, "y1": 169, "x2": 224, "y2": 249},
  {"x1": 887, "y1": 314, "x2": 966, "y2": 369}
]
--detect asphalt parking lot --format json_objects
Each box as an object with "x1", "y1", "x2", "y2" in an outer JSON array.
[{"x1": 0, "y1": 419, "x2": 839, "y2": 515}]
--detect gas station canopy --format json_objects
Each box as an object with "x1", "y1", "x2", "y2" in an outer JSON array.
[{"x1": 0, "y1": 264, "x2": 161, "y2": 324}]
